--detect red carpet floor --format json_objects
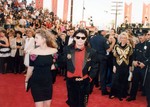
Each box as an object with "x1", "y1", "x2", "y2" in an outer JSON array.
[{"x1": 0, "y1": 74, "x2": 147, "y2": 107}]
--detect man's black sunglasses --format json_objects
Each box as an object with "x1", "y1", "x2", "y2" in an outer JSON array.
[{"x1": 76, "y1": 36, "x2": 86, "y2": 40}]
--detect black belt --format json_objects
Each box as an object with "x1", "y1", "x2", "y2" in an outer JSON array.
[{"x1": 67, "y1": 77, "x2": 88, "y2": 82}]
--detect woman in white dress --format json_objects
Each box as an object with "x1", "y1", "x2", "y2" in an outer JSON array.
[{"x1": 24, "y1": 29, "x2": 35, "y2": 68}]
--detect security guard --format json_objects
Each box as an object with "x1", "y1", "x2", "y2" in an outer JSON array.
[
  {"x1": 144, "y1": 31, "x2": 150, "y2": 107},
  {"x1": 126, "y1": 30, "x2": 150, "y2": 102},
  {"x1": 90, "y1": 30, "x2": 115, "y2": 95}
]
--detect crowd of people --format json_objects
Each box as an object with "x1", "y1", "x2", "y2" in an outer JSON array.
[{"x1": 0, "y1": 0, "x2": 150, "y2": 107}]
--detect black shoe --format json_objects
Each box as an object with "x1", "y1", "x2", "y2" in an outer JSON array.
[
  {"x1": 126, "y1": 97, "x2": 136, "y2": 102},
  {"x1": 14, "y1": 72, "x2": 17, "y2": 74},
  {"x1": 102, "y1": 91, "x2": 110, "y2": 95},
  {"x1": 118, "y1": 97, "x2": 123, "y2": 101},
  {"x1": 66, "y1": 100, "x2": 70, "y2": 106},
  {"x1": 109, "y1": 95, "x2": 115, "y2": 99},
  {"x1": 122, "y1": 95, "x2": 127, "y2": 98},
  {"x1": 22, "y1": 70, "x2": 27, "y2": 74}
]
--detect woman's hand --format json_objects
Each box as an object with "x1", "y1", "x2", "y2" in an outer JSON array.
[
  {"x1": 113, "y1": 66, "x2": 116, "y2": 73},
  {"x1": 25, "y1": 82, "x2": 28, "y2": 91}
]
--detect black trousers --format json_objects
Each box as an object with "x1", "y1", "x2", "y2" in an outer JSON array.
[
  {"x1": 99, "y1": 60, "x2": 108, "y2": 93},
  {"x1": 67, "y1": 77, "x2": 90, "y2": 107},
  {"x1": 130, "y1": 67, "x2": 146, "y2": 98},
  {"x1": 145, "y1": 69, "x2": 150, "y2": 107}
]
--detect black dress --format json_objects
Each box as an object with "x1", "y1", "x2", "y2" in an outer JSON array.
[
  {"x1": 29, "y1": 54, "x2": 54, "y2": 102},
  {"x1": 110, "y1": 43, "x2": 133, "y2": 99}
]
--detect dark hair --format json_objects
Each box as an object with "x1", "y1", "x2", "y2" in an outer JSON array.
[
  {"x1": 50, "y1": 29, "x2": 58, "y2": 35},
  {"x1": 111, "y1": 28, "x2": 116, "y2": 33},
  {"x1": 73, "y1": 29, "x2": 88, "y2": 46},
  {"x1": 73, "y1": 29, "x2": 88, "y2": 38},
  {"x1": 105, "y1": 34, "x2": 110, "y2": 39},
  {"x1": 97, "y1": 30, "x2": 104, "y2": 35},
  {"x1": 15, "y1": 31, "x2": 22, "y2": 38}
]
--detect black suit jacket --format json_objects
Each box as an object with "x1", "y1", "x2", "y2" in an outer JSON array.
[
  {"x1": 63, "y1": 43, "x2": 99, "y2": 79},
  {"x1": 65, "y1": 35, "x2": 69, "y2": 46}
]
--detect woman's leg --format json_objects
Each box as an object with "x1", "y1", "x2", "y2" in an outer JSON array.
[
  {"x1": 35, "y1": 101, "x2": 44, "y2": 107},
  {"x1": 43, "y1": 100, "x2": 51, "y2": 107}
]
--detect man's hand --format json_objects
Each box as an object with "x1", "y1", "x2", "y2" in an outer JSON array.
[
  {"x1": 133, "y1": 61, "x2": 139, "y2": 67},
  {"x1": 138, "y1": 62, "x2": 145, "y2": 69}
]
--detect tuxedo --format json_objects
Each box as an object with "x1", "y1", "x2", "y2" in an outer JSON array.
[
  {"x1": 63, "y1": 43, "x2": 99, "y2": 79},
  {"x1": 63, "y1": 43, "x2": 99, "y2": 107},
  {"x1": 65, "y1": 35, "x2": 74, "y2": 46}
]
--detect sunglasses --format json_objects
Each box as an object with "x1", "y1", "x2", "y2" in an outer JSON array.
[{"x1": 76, "y1": 36, "x2": 86, "y2": 40}]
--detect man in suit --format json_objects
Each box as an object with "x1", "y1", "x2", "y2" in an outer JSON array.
[
  {"x1": 65, "y1": 29, "x2": 75, "y2": 46},
  {"x1": 63, "y1": 29, "x2": 99, "y2": 107}
]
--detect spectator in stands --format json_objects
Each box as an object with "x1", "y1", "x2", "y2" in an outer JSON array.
[
  {"x1": 24, "y1": 29, "x2": 35, "y2": 73},
  {"x1": 0, "y1": 28, "x2": 10, "y2": 74},
  {"x1": 0, "y1": 8, "x2": 5, "y2": 26},
  {"x1": 10, "y1": 31, "x2": 25, "y2": 74}
]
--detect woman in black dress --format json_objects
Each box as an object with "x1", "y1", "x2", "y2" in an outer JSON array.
[
  {"x1": 109, "y1": 32, "x2": 133, "y2": 101},
  {"x1": 0, "y1": 28, "x2": 10, "y2": 74},
  {"x1": 25, "y1": 28, "x2": 58, "y2": 107}
]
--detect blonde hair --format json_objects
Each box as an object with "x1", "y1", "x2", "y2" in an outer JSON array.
[
  {"x1": 7, "y1": 29, "x2": 15, "y2": 35},
  {"x1": 35, "y1": 29, "x2": 58, "y2": 48},
  {"x1": 26, "y1": 28, "x2": 35, "y2": 36},
  {"x1": 120, "y1": 32, "x2": 129, "y2": 39},
  {"x1": 118, "y1": 32, "x2": 129, "y2": 43}
]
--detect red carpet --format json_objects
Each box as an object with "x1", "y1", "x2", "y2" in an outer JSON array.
[{"x1": 0, "y1": 74, "x2": 147, "y2": 107}]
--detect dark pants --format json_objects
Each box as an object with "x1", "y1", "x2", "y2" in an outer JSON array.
[
  {"x1": 67, "y1": 77, "x2": 90, "y2": 107},
  {"x1": 145, "y1": 68, "x2": 150, "y2": 107},
  {"x1": 130, "y1": 67, "x2": 146, "y2": 98},
  {"x1": 106, "y1": 57, "x2": 113, "y2": 85},
  {"x1": 7, "y1": 56, "x2": 15, "y2": 73},
  {"x1": 0, "y1": 57, "x2": 8, "y2": 73},
  {"x1": 99, "y1": 60, "x2": 108, "y2": 93},
  {"x1": 14, "y1": 55, "x2": 24, "y2": 73},
  {"x1": 93, "y1": 54, "x2": 108, "y2": 93}
]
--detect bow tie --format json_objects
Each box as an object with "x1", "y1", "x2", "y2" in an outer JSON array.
[{"x1": 75, "y1": 48, "x2": 82, "y2": 51}]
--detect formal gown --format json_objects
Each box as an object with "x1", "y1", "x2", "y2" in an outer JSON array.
[{"x1": 29, "y1": 54, "x2": 55, "y2": 102}]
